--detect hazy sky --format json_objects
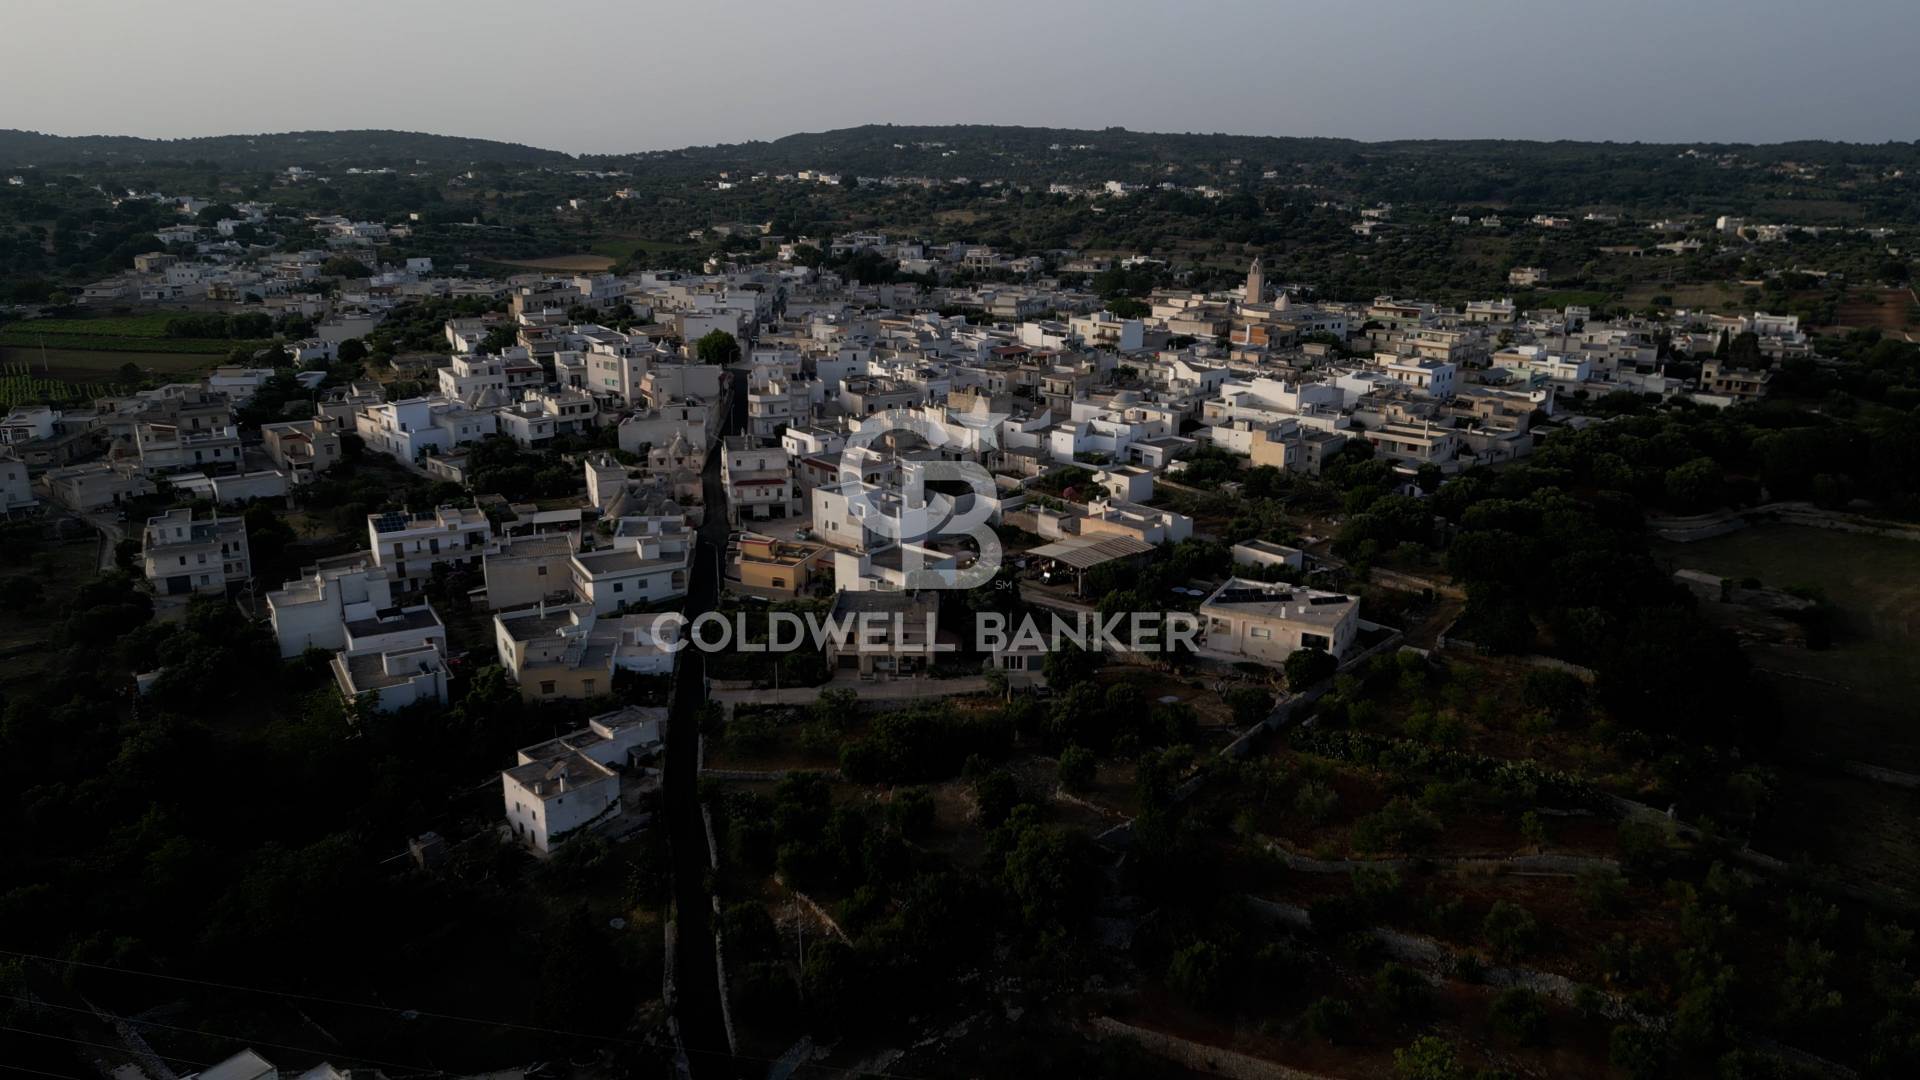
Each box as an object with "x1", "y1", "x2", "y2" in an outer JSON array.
[{"x1": 6, "y1": 0, "x2": 1917, "y2": 153}]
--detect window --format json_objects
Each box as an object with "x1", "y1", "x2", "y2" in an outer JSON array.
[
  {"x1": 540, "y1": 681, "x2": 556, "y2": 695},
  {"x1": 537, "y1": 565, "x2": 548, "y2": 576},
  {"x1": 613, "y1": 582, "x2": 624, "y2": 593},
  {"x1": 582, "y1": 679, "x2": 595, "y2": 695},
  {"x1": 1250, "y1": 627, "x2": 1272, "y2": 640}
]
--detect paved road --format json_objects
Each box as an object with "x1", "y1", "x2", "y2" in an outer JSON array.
[{"x1": 663, "y1": 374, "x2": 742, "y2": 1079}]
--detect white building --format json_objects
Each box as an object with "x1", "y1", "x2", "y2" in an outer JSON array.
[
  {"x1": 332, "y1": 641, "x2": 449, "y2": 713},
  {"x1": 721, "y1": 436, "x2": 800, "y2": 524},
  {"x1": 141, "y1": 508, "x2": 250, "y2": 596},
  {"x1": 354, "y1": 395, "x2": 499, "y2": 464},
  {"x1": 1198, "y1": 577, "x2": 1359, "y2": 664},
  {"x1": 266, "y1": 556, "x2": 397, "y2": 658},
  {"x1": 367, "y1": 505, "x2": 492, "y2": 592}
]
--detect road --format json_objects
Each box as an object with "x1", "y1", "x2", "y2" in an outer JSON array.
[{"x1": 662, "y1": 372, "x2": 743, "y2": 1079}]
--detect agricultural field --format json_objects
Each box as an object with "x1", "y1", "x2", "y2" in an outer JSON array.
[
  {"x1": 1828, "y1": 286, "x2": 1920, "y2": 336},
  {"x1": 1621, "y1": 280, "x2": 1743, "y2": 309},
  {"x1": 0, "y1": 327, "x2": 252, "y2": 353},
  {"x1": 0, "y1": 313, "x2": 260, "y2": 354},
  {"x1": 7, "y1": 313, "x2": 178, "y2": 337},
  {"x1": 490, "y1": 253, "x2": 616, "y2": 272},
  {"x1": 0, "y1": 347, "x2": 210, "y2": 394},
  {"x1": 0, "y1": 359, "x2": 125, "y2": 406}
]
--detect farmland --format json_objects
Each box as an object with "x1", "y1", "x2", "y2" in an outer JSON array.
[
  {"x1": 0, "y1": 346, "x2": 212, "y2": 389},
  {"x1": 491, "y1": 253, "x2": 616, "y2": 272},
  {"x1": 0, "y1": 312, "x2": 261, "y2": 354}
]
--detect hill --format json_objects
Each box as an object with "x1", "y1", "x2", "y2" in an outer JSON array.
[{"x1": 0, "y1": 128, "x2": 574, "y2": 169}]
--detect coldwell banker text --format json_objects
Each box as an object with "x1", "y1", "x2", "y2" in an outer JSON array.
[{"x1": 643, "y1": 611, "x2": 1202, "y2": 654}]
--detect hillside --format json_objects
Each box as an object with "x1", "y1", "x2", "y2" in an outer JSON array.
[{"x1": 0, "y1": 128, "x2": 574, "y2": 169}]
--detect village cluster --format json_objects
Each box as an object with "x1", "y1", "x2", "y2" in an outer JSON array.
[{"x1": 0, "y1": 192, "x2": 1820, "y2": 861}]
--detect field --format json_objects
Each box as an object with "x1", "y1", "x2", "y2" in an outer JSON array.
[
  {"x1": 491, "y1": 253, "x2": 616, "y2": 272},
  {"x1": 1621, "y1": 280, "x2": 1742, "y2": 309},
  {"x1": 1827, "y1": 287, "x2": 1920, "y2": 336},
  {"x1": 0, "y1": 346, "x2": 213, "y2": 386},
  {"x1": 0, "y1": 313, "x2": 254, "y2": 354}
]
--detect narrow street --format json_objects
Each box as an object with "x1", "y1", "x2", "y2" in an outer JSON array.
[{"x1": 662, "y1": 373, "x2": 744, "y2": 1079}]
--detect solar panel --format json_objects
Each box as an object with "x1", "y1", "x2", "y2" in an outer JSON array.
[
  {"x1": 374, "y1": 511, "x2": 409, "y2": 534},
  {"x1": 1308, "y1": 594, "x2": 1350, "y2": 606}
]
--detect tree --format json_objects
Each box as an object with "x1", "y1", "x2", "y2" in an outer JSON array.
[
  {"x1": 1663, "y1": 457, "x2": 1723, "y2": 513},
  {"x1": 1394, "y1": 1035, "x2": 1464, "y2": 1080},
  {"x1": 1482, "y1": 900, "x2": 1540, "y2": 961},
  {"x1": 1302, "y1": 995, "x2": 1355, "y2": 1043},
  {"x1": 1285, "y1": 646, "x2": 1337, "y2": 690},
  {"x1": 1374, "y1": 962, "x2": 1432, "y2": 1018},
  {"x1": 1489, "y1": 987, "x2": 1549, "y2": 1044},
  {"x1": 1057, "y1": 744, "x2": 1096, "y2": 791},
  {"x1": 1224, "y1": 685, "x2": 1274, "y2": 727},
  {"x1": 695, "y1": 329, "x2": 741, "y2": 366},
  {"x1": 1609, "y1": 1025, "x2": 1669, "y2": 1080},
  {"x1": 1166, "y1": 940, "x2": 1226, "y2": 1007},
  {"x1": 336, "y1": 338, "x2": 368, "y2": 364}
]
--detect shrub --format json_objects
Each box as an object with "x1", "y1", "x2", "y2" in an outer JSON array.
[
  {"x1": 1057, "y1": 744, "x2": 1096, "y2": 791},
  {"x1": 1373, "y1": 962, "x2": 1432, "y2": 1018},
  {"x1": 1285, "y1": 646, "x2": 1338, "y2": 689},
  {"x1": 1488, "y1": 987, "x2": 1549, "y2": 1044},
  {"x1": 1301, "y1": 995, "x2": 1354, "y2": 1043},
  {"x1": 1576, "y1": 868, "x2": 1629, "y2": 917},
  {"x1": 1351, "y1": 797, "x2": 1441, "y2": 854},
  {"x1": 1393, "y1": 1035, "x2": 1462, "y2": 1080},
  {"x1": 1482, "y1": 900, "x2": 1540, "y2": 962}
]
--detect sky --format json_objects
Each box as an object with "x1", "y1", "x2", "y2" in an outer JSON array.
[{"x1": 5, "y1": 0, "x2": 1918, "y2": 154}]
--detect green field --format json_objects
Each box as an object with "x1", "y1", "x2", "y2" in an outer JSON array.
[
  {"x1": 0, "y1": 328, "x2": 252, "y2": 354},
  {"x1": 586, "y1": 235, "x2": 699, "y2": 259},
  {"x1": 11, "y1": 313, "x2": 180, "y2": 337},
  {"x1": 0, "y1": 346, "x2": 213, "y2": 387}
]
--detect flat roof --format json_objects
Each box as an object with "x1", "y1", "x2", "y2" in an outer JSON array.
[
  {"x1": 1028, "y1": 534, "x2": 1155, "y2": 570},
  {"x1": 344, "y1": 605, "x2": 442, "y2": 638}
]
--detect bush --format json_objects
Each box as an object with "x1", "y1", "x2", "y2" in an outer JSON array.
[
  {"x1": 1488, "y1": 987, "x2": 1549, "y2": 1044},
  {"x1": 1166, "y1": 940, "x2": 1226, "y2": 1008},
  {"x1": 1351, "y1": 797, "x2": 1441, "y2": 854},
  {"x1": 1225, "y1": 685, "x2": 1275, "y2": 727},
  {"x1": 1393, "y1": 1035, "x2": 1462, "y2": 1080},
  {"x1": 1293, "y1": 779, "x2": 1341, "y2": 824},
  {"x1": 1576, "y1": 868, "x2": 1629, "y2": 917},
  {"x1": 1285, "y1": 646, "x2": 1338, "y2": 689},
  {"x1": 1301, "y1": 995, "x2": 1354, "y2": 1043},
  {"x1": 1373, "y1": 962, "x2": 1432, "y2": 1018},
  {"x1": 1057, "y1": 744, "x2": 1096, "y2": 791},
  {"x1": 1482, "y1": 900, "x2": 1540, "y2": 962}
]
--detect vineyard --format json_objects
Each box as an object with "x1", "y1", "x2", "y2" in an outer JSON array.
[
  {"x1": 0, "y1": 362, "x2": 121, "y2": 408},
  {"x1": 0, "y1": 328, "x2": 258, "y2": 354}
]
